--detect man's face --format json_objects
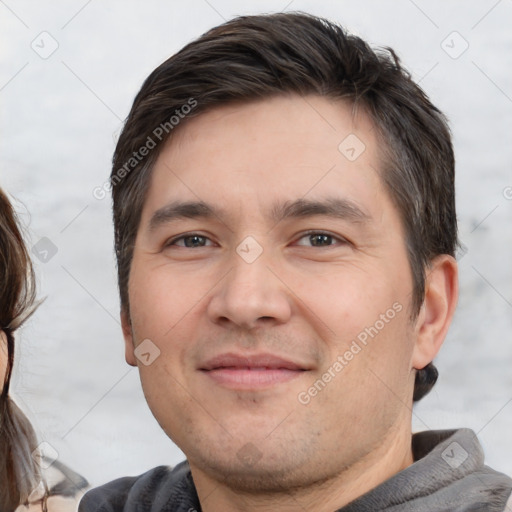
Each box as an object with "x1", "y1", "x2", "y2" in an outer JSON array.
[{"x1": 123, "y1": 95, "x2": 419, "y2": 490}]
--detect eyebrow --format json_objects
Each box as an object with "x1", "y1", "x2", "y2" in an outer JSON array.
[
  {"x1": 270, "y1": 197, "x2": 370, "y2": 225},
  {"x1": 148, "y1": 197, "x2": 371, "y2": 232}
]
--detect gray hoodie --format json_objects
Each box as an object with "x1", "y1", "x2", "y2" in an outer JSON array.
[{"x1": 79, "y1": 429, "x2": 512, "y2": 512}]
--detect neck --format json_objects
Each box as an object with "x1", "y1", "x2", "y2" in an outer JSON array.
[{"x1": 189, "y1": 421, "x2": 414, "y2": 512}]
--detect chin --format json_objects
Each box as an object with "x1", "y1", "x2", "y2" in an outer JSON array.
[{"x1": 198, "y1": 455, "x2": 322, "y2": 493}]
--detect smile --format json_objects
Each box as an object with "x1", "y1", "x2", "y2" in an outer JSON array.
[{"x1": 201, "y1": 367, "x2": 305, "y2": 390}]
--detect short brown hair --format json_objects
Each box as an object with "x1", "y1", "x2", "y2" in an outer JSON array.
[{"x1": 110, "y1": 12, "x2": 457, "y2": 401}]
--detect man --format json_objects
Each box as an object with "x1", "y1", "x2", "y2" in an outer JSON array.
[{"x1": 79, "y1": 12, "x2": 512, "y2": 512}]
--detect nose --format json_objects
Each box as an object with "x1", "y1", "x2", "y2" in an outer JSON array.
[{"x1": 206, "y1": 246, "x2": 292, "y2": 331}]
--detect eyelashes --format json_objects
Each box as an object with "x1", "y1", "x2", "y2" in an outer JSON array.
[
  {"x1": 165, "y1": 230, "x2": 349, "y2": 249},
  {"x1": 166, "y1": 234, "x2": 213, "y2": 248},
  {"x1": 294, "y1": 230, "x2": 349, "y2": 248}
]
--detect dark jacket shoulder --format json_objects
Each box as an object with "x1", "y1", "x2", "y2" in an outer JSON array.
[{"x1": 78, "y1": 461, "x2": 199, "y2": 512}]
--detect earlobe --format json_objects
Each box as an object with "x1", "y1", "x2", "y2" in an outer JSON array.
[
  {"x1": 412, "y1": 254, "x2": 458, "y2": 370},
  {"x1": 120, "y1": 309, "x2": 137, "y2": 367}
]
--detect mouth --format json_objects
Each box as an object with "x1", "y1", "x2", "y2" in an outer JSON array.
[{"x1": 199, "y1": 352, "x2": 309, "y2": 390}]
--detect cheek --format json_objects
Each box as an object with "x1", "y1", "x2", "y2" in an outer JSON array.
[
  {"x1": 128, "y1": 260, "x2": 210, "y2": 389},
  {"x1": 295, "y1": 266, "x2": 412, "y2": 392},
  {"x1": 128, "y1": 258, "x2": 208, "y2": 342},
  {"x1": 337, "y1": 308, "x2": 414, "y2": 416},
  {"x1": 291, "y1": 262, "x2": 401, "y2": 342},
  {"x1": 303, "y1": 311, "x2": 413, "y2": 440},
  {"x1": 138, "y1": 359, "x2": 195, "y2": 447}
]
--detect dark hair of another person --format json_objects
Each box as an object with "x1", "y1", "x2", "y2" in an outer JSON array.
[
  {"x1": 109, "y1": 12, "x2": 458, "y2": 401},
  {"x1": 0, "y1": 188, "x2": 41, "y2": 510}
]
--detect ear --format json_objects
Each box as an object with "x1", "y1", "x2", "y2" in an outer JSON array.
[
  {"x1": 412, "y1": 254, "x2": 458, "y2": 370},
  {"x1": 121, "y1": 308, "x2": 137, "y2": 367}
]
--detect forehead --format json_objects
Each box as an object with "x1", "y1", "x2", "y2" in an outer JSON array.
[{"x1": 141, "y1": 95, "x2": 392, "y2": 227}]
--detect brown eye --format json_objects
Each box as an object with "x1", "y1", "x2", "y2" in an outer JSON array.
[
  {"x1": 309, "y1": 234, "x2": 333, "y2": 247},
  {"x1": 295, "y1": 231, "x2": 346, "y2": 247},
  {"x1": 167, "y1": 234, "x2": 212, "y2": 248}
]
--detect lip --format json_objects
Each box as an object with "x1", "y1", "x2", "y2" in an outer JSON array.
[
  {"x1": 199, "y1": 352, "x2": 309, "y2": 390},
  {"x1": 200, "y1": 353, "x2": 307, "y2": 371}
]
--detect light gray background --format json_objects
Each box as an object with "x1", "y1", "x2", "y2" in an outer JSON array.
[{"x1": 1, "y1": 0, "x2": 511, "y2": 489}]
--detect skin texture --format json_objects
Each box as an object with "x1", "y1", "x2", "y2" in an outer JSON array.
[
  {"x1": 121, "y1": 95, "x2": 458, "y2": 512},
  {"x1": 0, "y1": 330, "x2": 7, "y2": 386}
]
